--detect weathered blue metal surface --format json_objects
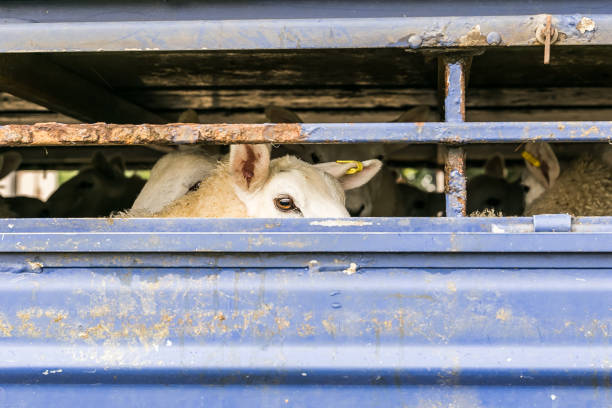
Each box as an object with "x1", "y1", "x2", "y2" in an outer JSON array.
[
  {"x1": 298, "y1": 122, "x2": 612, "y2": 143},
  {"x1": 1, "y1": 1, "x2": 610, "y2": 22},
  {"x1": 0, "y1": 217, "x2": 611, "y2": 253},
  {"x1": 0, "y1": 14, "x2": 605, "y2": 53},
  {"x1": 0, "y1": 218, "x2": 610, "y2": 406},
  {"x1": 442, "y1": 61, "x2": 466, "y2": 124},
  {"x1": 533, "y1": 214, "x2": 572, "y2": 232},
  {"x1": 440, "y1": 57, "x2": 468, "y2": 217}
]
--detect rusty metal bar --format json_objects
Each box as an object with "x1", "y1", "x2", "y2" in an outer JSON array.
[
  {"x1": 0, "y1": 122, "x2": 611, "y2": 146},
  {"x1": 439, "y1": 56, "x2": 468, "y2": 217}
]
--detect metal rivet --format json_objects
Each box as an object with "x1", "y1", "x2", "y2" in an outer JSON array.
[
  {"x1": 486, "y1": 31, "x2": 502, "y2": 45},
  {"x1": 535, "y1": 22, "x2": 559, "y2": 45},
  {"x1": 408, "y1": 35, "x2": 423, "y2": 49}
]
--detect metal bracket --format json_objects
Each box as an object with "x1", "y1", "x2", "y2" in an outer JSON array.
[
  {"x1": 535, "y1": 15, "x2": 559, "y2": 64},
  {"x1": 533, "y1": 214, "x2": 572, "y2": 232}
]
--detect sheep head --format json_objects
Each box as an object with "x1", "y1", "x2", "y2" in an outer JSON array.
[{"x1": 229, "y1": 144, "x2": 382, "y2": 218}]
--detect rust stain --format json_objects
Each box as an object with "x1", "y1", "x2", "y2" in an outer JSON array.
[
  {"x1": 0, "y1": 123, "x2": 305, "y2": 145},
  {"x1": 27, "y1": 261, "x2": 44, "y2": 271},
  {"x1": 89, "y1": 305, "x2": 111, "y2": 318},
  {"x1": 322, "y1": 318, "x2": 337, "y2": 336},
  {"x1": 297, "y1": 323, "x2": 315, "y2": 337},
  {"x1": 275, "y1": 316, "x2": 290, "y2": 332},
  {"x1": 576, "y1": 17, "x2": 596, "y2": 34},
  {"x1": 3, "y1": 299, "x2": 595, "y2": 346},
  {"x1": 496, "y1": 308, "x2": 512, "y2": 321},
  {"x1": 369, "y1": 318, "x2": 394, "y2": 333},
  {"x1": 581, "y1": 125, "x2": 599, "y2": 137},
  {"x1": 16, "y1": 308, "x2": 43, "y2": 338},
  {"x1": 458, "y1": 25, "x2": 487, "y2": 46},
  {"x1": 44, "y1": 309, "x2": 68, "y2": 322},
  {"x1": 343, "y1": 262, "x2": 358, "y2": 275},
  {"x1": 0, "y1": 312, "x2": 13, "y2": 337}
]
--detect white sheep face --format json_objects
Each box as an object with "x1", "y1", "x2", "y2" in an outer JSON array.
[
  {"x1": 521, "y1": 142, "x2": 561, "y2": 206},
  {"x1": 521, "y1": 170, "x2": 547, "y2": 206},
  {"x1": 236, "y1": 158, "x2": 348, "y2": 218},
  {"x1": 230, "y1": 145, "x2": 382, "y2": 218}
]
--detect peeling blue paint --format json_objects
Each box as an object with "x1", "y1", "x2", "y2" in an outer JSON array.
[{"x1": 0, "y1": 14, "x2": 609, "y2": 52}]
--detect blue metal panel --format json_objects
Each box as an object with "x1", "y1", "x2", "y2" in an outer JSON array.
[
  {"x1": 0, "y1": 218, "x2": 610, "y2": 406},
  {"x1": 298, "y1": 122, "x2": 612, "y2": 143},
  {"x1": 1, "y1": 1, "x2": 611, "y2": 22},
  {"x1": 0, "y1": 14, "x2": 607, "y2": 53},
  {"x1": 0, "y1": 385, "x2": 609, "y2": 407},
  {"x1": 0, "y1": 217, "x2": 611, "y2": 253}
]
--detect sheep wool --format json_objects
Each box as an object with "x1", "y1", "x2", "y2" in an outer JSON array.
[
  {"x1": 155, "y1": 164, "x2": 247, "y2": 218},
  {"x1": 525, "y1": 155, "x2": 612, "y2": 216}
]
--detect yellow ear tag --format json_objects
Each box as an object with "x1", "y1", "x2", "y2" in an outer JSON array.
[
  {"x1": 336, "y1": 160, "x2": 363, "y2": 175},
  {"x1": 521, "y1": 151, "x2": 541, "y2": 167}
]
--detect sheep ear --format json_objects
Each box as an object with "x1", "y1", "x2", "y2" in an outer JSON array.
[
  {"x1": 0, "y1": 152, "x2": 22, "y2": 179},
  {"x1": 315, "y1": 159, "x2": 382, "y2": 191},
  {"x1": 391, "y1": 105, "x2": 432, "y2": 122},
  {"x1": 524, "y1": 142, "x2": 560, "y2": 188},
  {"x1": 229, "y1": 144, "x2": 271, "y2": 191},
  {"x1": 484, "y1": 154, "x2": 505, "y2": 178},
  {"x1": 109, "y1": 156, "x2": 126, "y2": 173},
  {"x1": 177, "y1": 109, "x2": 199, "y2": 123},
  {"x1": 264, "y1": 105, "x2": 303, "y2": 123}
]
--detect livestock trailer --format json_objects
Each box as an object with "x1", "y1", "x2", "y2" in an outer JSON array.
[{"x1": 0, "y1": 1, "x2": 610, "y2": 407}]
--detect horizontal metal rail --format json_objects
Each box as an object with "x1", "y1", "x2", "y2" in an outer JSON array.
[
  {"x1": 0, "y1": 218, "x2": 610, "y2": 253},
  {"x1": 0, "y1": 14, "x2": 603, "y2": 53},
  {"x1": 0, "y1": 121, "x2": 610, "y2": 145}
]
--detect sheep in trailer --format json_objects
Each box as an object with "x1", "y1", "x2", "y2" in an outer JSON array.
[
  {"x1": 264, "y1": 105, "x2": 435, "y2": 216},
  {"x1": 132, "y1": 110, "x2": 229, "y2": 214},
  {"x1": 397, "y1": 183, "x2": 445, "y2": 217},
  {"x1": 131, "y1": 148, "x2": 221, "y2": 214},
  {"x1": 522, "y1": 142, "x2": 612, "y2": 216},
  {"x1": 45, "y1": 153, "x2": 146, "y2": 218},
  {"x1": 467, "y1": 154, "x2": 525, "y2": 216},
  {"x1": 520, "y1": 142, "x2": 561, "y2": 206},
  {"x1": 0, "y1": 152, "x2": 47, "y2": 218},
  {"x1": 131, "y1": 144, "x2": 380, "y2": 218},
  {"x1": 0, "y1": 152, "x2": 22, "y2": 217}
]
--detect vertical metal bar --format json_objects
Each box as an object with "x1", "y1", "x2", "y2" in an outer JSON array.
[{"x1": 438, "y1": 56, "x2": 468, "y2": 217}]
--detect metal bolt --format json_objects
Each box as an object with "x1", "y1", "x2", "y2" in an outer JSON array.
[
  {"x1": 408, "y1": 35, "x2": 423, "y2": 49},
  {"x1": 535, "y1": 22, "x2": 559, "y2": 44},
  {"x1": 486, "y1": 31, "x2": 502, "y2": 45}
]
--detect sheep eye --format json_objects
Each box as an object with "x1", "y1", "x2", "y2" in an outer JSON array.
[
  {"x1": 274, "y1": 195, "x2": 297, "y2": 212},
  {"x1": 522, "y1": 185, "x2": 530, "y2": 193},
  {"x1": 188, "y1": 181, "x2": 201, "y2": 192}
]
